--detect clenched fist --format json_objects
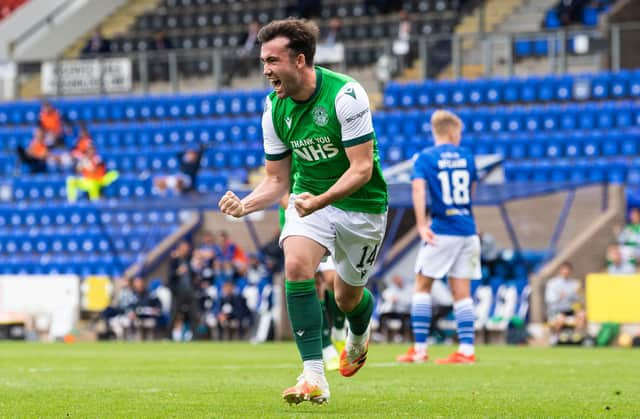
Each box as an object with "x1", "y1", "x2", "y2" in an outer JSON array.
[
  {"x1": 294, "y1": 192, "x2": 320, "y2": 217},
  {"x1": 218, "y1": 191, "x2": 245, "y2": 218}
]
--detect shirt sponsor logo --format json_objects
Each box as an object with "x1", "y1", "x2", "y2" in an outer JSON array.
[
  {"x1": 291, "y1": 136, "x2": 339, "y2": 161},
  {"x1": 345, "y1": 108, "x2": 369, "y2": 124}
]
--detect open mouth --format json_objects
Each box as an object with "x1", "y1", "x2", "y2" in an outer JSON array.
[{"x1": 270, "y1": 79, "x2": 282, "y2": 90}]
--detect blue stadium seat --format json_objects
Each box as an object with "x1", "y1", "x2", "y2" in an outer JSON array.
[{"x1": 514, "y1": 39, "x2": 532, "y2": 58}]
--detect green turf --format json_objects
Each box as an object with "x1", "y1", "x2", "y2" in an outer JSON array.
[{"x1": 0, "y1": 342, "x2": 638, "y2": 418}]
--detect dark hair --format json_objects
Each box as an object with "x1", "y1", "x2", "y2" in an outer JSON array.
[{"x1": 257, "y1": 18, "x2": 319, "y2": 67}]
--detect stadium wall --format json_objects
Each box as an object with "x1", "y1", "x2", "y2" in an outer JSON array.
[
  {"x1": 529, "y1": 184, "x2": 626, "y2": 323},
  {"x1": 606, "y1": 0, "x2": 640, "y2": 69},
  {"x1": 474, "y1": 185, "x2": 614, "y2": 252},
  {"x1": 10, "y1": 0, "x2": 126, "y2": 61}
]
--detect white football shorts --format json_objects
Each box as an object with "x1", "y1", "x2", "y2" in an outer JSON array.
[
  {"x1": 280, "y1": 194, "x2": 387, "y2": 287},
  {"x1": 317, "y1": 256, "x2": 336, "y2": 273},
  {"x1": 414, "y1": 234, "x2": 482, "y2": 280}
]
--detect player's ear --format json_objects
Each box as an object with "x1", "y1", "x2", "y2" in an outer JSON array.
[{"x1": 295, "y1": 53, "x2": 306, "y2": 68}]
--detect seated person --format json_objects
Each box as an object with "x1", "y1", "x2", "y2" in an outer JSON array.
[
  {"x1": 71, "y1": 124, "x2": 94, "y2": 161},
  {"x1": 17, "y1": 127, "x2": 49, "y2": 173},
  {"x1": 615, "y1": 207, "x2": 640, "y2": 259},
  {"x1": 39, "y1": 100, "x2": 69, "y2": 148},
  {"x1": 153, "y1": 145, "x2": 204, "y2": 196},
  {"x1": 606, "y1": 244, "x2": 636, "y2": 275},
  {"x1": 213, "y1": 281, "x2": 252, "y2": 340},
  {"x1": 66, "y1": 144, "x2": 119, "y2": 202},
  {"x1": 544, "y1": 261, "x2": 586, "y2": 343},
  {"x1": 378, "y1": 275, "x2": 413, "y2": 341},
  {"x1": 82, "y1": 29, "x2": 111, "y2": 55},
  {"x1": 128, "y1": 277, "x2": 162, "y2": 340}
]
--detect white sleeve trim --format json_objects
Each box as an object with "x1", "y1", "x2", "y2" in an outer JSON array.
[
  {"x1": 262, "y1": 96, "x2": 289, "y2": 157},
  {"x1": 335, "y1": 81, "x2": 374, "y2": 144}
]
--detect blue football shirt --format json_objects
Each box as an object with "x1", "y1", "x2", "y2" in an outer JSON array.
[{"x1": 412, "y1": 143, "x2": 477, "y2": 236}]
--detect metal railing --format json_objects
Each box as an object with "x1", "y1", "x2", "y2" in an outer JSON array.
[{"x1": 8, "y1": 21, "x2": 640, "y2": 99}]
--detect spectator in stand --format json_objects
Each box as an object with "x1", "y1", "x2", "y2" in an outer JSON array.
[
  {"x1": 556, "y1": 0, "x2": 588, "y2": 26},
  {"x1": 148, "y1": 278, "x2": 172, "y2": 338},
  {"x1": 168, "y1": 240, "x2": 200, "y2": 341},
  {"x1": 153, "y1": 145, "x2": 204, "y2": 196},
  {"x1": 70, "y1": 123, "x2": 94, "y2": 162},
  {"x1": 606, "y1": 244, "x2": 636, "y2": 274},
  {"x1": 616, "y1": 207, "x2": 640, "y2": 259},
  {"x1": 99, "y1": 277, "x2": 136, "y2": 340},
  {"x1": 235, "y1": 21, "x2": 261, "y2": 77},
  {"x1": 378, "y1": 275, "x2": 413, "y2": 341},
  {"x1": 196, "y1": 279, "x2": 218, "y2": 339},
  {"x1": 82, "y1": 29, "x2": 111, "y2": 55},
  {"x1": 39, "y1": 100, "x2": 68, "y2": 148},
  {"x1": 545, "y1": 262, "x2": 586, "y2": 344},
  {"x1": 129, "y1": 277, "x2": 162, "y2": 340},
  {"x1": 322, "y1": 17, "x2": 342, "y2": 46},
  {"x1": 217, "y1": 230, "x2": 248, "y2": 266},
  {"x1": 480, "y1": 231, "x2": 502, "y2": 278},
  {"x1": 392, "y1": 9, "x2": 412, "y2": 69},
  {"x1": 196, "y1": 230, "x2": 222, "y2": 266},
  {"x1": 150, "y1": 31, "x2": 172, "y2": 51},
  {"x1": 16, "y1": 127, "x2": 49, "y2": 174},
  {"x1": 66, "y1": 143, "x2": 119, "y2": 202},
  {"x1": 239, "y1": 21, "x2": 261, "y2": 56},
  {"x1": 213, "y1": 281, "x2": 252, "y2": 340}
]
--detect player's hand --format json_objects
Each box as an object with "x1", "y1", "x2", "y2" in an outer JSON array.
[
  {"x1": 418, "y1": 225, "x2": 436, "y2": 246},
  {"x1": 218, "y1": 191, "x2": 245, "y2": 218},
  {"x1": 294, "y1": 192, "x2": 320, "y2": 217}
]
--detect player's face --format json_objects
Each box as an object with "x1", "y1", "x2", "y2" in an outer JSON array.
[{"x1": 261, "y1": 36, "x2": 304, "y2": 99}]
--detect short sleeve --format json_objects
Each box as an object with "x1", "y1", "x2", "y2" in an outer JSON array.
[
  {"x1": 468, "y1": 153, "x2": 478, "y2": 182},
  {"x1": 262, "y1": 96, "x2": 291, "y2": 161},
  {"x1": 335, "y1": 82, "x2": 374, "y2": 147},
  {"x1": 411, "y1": 153, "x2": 428, "y2": 180}
]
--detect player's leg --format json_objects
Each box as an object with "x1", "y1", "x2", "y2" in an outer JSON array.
[
  {"x1": 436, "y1": 235, "x2": 481, "y2": 365},
  {"x1": 279, "y1": 199, "x2": 336, "y2": 405},
  {"x1": 331, "y1": 209, "x2": 387, "y2": 378},
  {"x1": 333, "y1": 278, "x2": 374, "y2": 377},
  {"x1": 319, "y1": 258, "x2": 346, "y2": 352},
  {"x1": 316, "y1": 269, "x2": 339, "y2": 371},
  {"x1": 397, "y1": 273, "x2": 433, "y2": 363},
  {"x1": 325, "y1": 289, "x2": 347, "y2": 349},
  {"x1": 281, "y1": 236, "x2": 330, "y2": 404},
  {"x1": 398, "y1": 237, "x2": 458, "y2": 362}
]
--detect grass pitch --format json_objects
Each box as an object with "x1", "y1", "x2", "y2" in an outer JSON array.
[{"x1": 0, "y1": 342, "x2": 638, "y2": 418}]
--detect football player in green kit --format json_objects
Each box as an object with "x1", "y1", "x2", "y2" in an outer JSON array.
[{"x1": 219, "y1": 18, "x2": 387, "y2": 405}]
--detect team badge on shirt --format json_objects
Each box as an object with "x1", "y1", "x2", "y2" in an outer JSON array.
[{"x1": 312, "y1": 105, "x2": 329, "y2": 126}]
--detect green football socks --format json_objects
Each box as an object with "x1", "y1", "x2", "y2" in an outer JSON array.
[
  {"x1": 285, "y1": 279, "x2": 323, "y2": 361},
  {"x1": 345, "y1": 288, "x2": 374, "y2": 336},
  {"x1": 320, "y1": 300, "x2": 332, "y2": 349},
  {"x1": 326, "y1": 290, "x2": 346, "y2": 330}
]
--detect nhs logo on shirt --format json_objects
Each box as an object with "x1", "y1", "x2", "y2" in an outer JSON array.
[{"x1": 291, "y1": 136, "x2": 339, "y2": 162}]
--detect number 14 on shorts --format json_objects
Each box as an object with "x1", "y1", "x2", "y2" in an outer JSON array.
[{"x1": 356, "y1": 244, "x2": 378, "y2": 278}]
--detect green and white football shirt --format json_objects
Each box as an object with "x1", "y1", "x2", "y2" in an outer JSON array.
[{"x1": 263, "y1": 66, "x2": 388, "y2": 214}]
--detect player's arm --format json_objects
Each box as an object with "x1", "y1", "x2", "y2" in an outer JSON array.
[
  {"x1": 313, "y1": 140, "x2": 373, "y2": 209},
  {"x1": 219, "y1": 97, "x2": 291, "y2": 217},
  {"x1": 412, "y1": 177, "x2": 435, "y2": 244},
  {"x1": 221, "y1": 156, "x2": 291, "y2": 217}
]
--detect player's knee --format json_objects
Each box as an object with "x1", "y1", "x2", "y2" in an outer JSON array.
[
  {"x1": 284, "y1": 256, "x2": 315, "y2": 280},
  {"x1": 334, "y1": 292, "x2": 358, "y2": 313}
]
